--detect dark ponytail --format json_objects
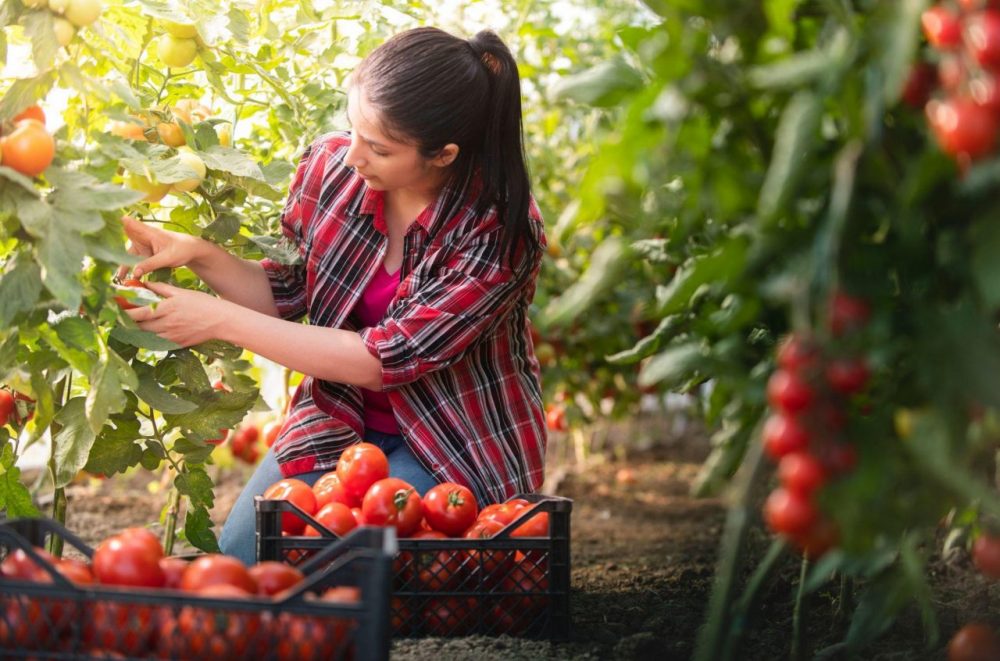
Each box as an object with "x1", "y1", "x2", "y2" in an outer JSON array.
[{"x1": 352, "y1": 27, "x2": 541, "y2": 271}]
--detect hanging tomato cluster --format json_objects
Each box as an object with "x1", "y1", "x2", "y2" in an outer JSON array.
[
  {"x1": 906, "y1": 1, "x2": 1000, "y2": 164},
  {"x1": 761, "y1": 292, "x2": 872, "y2": 557}
]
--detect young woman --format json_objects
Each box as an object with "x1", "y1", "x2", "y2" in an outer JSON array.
[{"x1": 121, "y1": 27, "x2": 548, "y2": 564}]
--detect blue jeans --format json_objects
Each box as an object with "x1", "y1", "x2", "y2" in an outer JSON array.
[{"x1": 218, "y1": 430, "x2": 438, "y2": 565}]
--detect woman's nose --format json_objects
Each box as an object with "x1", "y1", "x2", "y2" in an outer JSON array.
[{"x1": 344, "y1": 138, "x2": 366, "y2": 169}]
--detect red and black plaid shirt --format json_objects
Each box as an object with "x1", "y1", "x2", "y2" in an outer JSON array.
[{"x1": 261, "y1": 132, "x2": 547, "y2": 504}]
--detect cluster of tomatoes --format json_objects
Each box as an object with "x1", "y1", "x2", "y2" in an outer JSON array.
[
  {"x1": 906, "y1": 2, "x2": 1000, "y2": 164},
  {"x1": 155, "y1": 19, "x2": 204, "y2": 69},
  {"x1": 223, "y1": 417, "x2": 281, "y2": 466},
  {"x1": 1, "y1": 105, "x2": 55, "y2": 179},
  {"x1": 0, "y1": 526, "x2": 360, "y2": 660},
  {"x1": 762, "y1": 291, "x2": 872, "y2": 557},
  {"x1": 21, "y1": 0, "x2": 101, "y2": 47}
]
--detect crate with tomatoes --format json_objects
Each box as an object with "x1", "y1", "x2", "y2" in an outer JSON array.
[
  {"x1": 255, "y1": 442, "x2": 572, "y2": 639},
  {"x1": 0, "y1": 516, "x2": 394, "y2": 660}
]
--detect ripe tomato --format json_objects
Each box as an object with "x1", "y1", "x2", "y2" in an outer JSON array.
[
  {"x1": 248, "y1": 561, "x2": 304, "y2": 596},
  {"x1": 313, "y1": 471, "x2": 354, "y2": 509},
  {"x1": 55, "y1": 557, "x2": 95, "y2": 585},
  {"x1": 84, "y1": 600, "x2": 158, "y2": 656},
  {"x1": 511, "y1": 507, "x2": 550, "y2": 538},
  {"x1": 792, "y1": 518, "x2": 840, "y2": 560},
  {"x1": 119, "y1": 526, "x2": 163, "y2": 558},
  {"x1": 156, "y1": 121, "x2": 185, "y2": 147},
  {"x1": 92, "y1": 534, "x2": 165, "y2": 588},
  {"x1": 763, "y1": 487, "x2": 819, "y2": 537},
  {"x1": 826, "y1": 357, "x2": 871, "y2": 394},
  {"x1": 422, "y1": 596, "x2": 479, "y2": 636},
  {"x1": 13, "y1": 105, "x2": 45, "y2": 124},
  {"x1": 545, "y1": 403, "x2": 568, "y2": 431},
  {"x1": 948, "y1": 623, "x2": 1000, "y2": 661},
  {"x1": 422, "y1": 482, "x2": 479, "y2": 536},
  {"x1": 478, "y1": 501, "x2": 526, "y2": 527},
  {"x1": 263, "y1": 478, "x2": 318, "y2": 535},
  {"x1": 902, "y1": 62, "x2": 939, "y2": 109},
  {"x1": 262, "y1": 418, "x2": 283, "y2": 448},
  {"x1": 777, "y1": 452, "x2": 827, "y2": 495},
  {"x1": 967, "y1": 10, "x2": 1000, "y2": 69},
  {"x1": 230, "y1": 423, "x2": 261, "y2": 464},
  {"x1": 500, "y1": 551, "x2": 549, "y2": 621},
  {"x1": 927, "y1": 96, "x2": 999, "y2": 160},
  {"x1": 972, "y1": 533, "x2": 1000, "y2": 579},
  {"x1": 304, "y1": 501, "x2": 358, "y2": 537},
  {"x1": 350, "y1": 507, "x2": 366, "y2": 527},
  {"x1": 0, "y1": 390, "x2": 13, "y2": 427},
  {"x1": 336, "y1": 442, "x2": 390, "y2": 503},
  {"x1": 180, "y1": 553, "x2": 257, "y2": 594},
  {"x1": 829, "y1": 291, "x2": 871, "y2": 337},
  {"x1": 408, "y1": 530, "x2": 465, "y2": 591},
  {"x1": 775, "y1": 334, "x2": 819, "y2": 373},
  {"x1": 761, "y1": 413, "x2": 809, "y2": 461},
  {"x1": 158, "y1": 583, "x2": 261, "y2": 660},
  {"x1": 113, "y1": 278, "x2": 148, "y2": 310},
  {"x1": 922, "y1": 6, "x2": 963, "y2": 49},
  {"x1": 766, "y1": 369, "x2": 815, "y2": 414},
  {"x1": 361, "y1": 477, "x2": 424, "y2": 537},
  {"x1": 1, "y1": 119, "x2": 55, "y2": 177},
  {"x1": 464, "y1": 519, "x2": 513, "y2": 584},
  {"x1": 1, "y1": 546, "x2": 56, "y2": 581},
  {"x1": 159, "y1": 555, "x2": 188, "y2": 589}
]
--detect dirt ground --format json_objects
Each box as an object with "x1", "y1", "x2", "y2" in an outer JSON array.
[{"x1": 41, "y1": 412, "x2": 1000, "y2": 660}]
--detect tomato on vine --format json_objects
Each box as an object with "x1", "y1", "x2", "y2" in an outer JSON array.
[
  {"x1": 0, "y1": 390, "x2": 14, "y2": 427},
  {"x1": 972, "y1": 533, "x2": 1000, "y2": 579},
  {"x1": 1, "y1": 119, "x2": 55, "y2": 177}
]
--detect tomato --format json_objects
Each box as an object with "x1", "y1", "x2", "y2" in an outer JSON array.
[
  {"x1": 391, "y1": 596, "x2": 416, "y2": 635},
  {"x1": 172, "y1": 147, "x2": 207, "y2": 192},
  {"x1": 902, "y1": 62, "x2": 939, "y2": 109},
  {"x1": 0, "y1": 390, "x2": 14, "y2": 427},
  {"x1": 927, "y1": 96, "x2": 999, "y2": 160},
  {"x1": 180, "y1": 553, "x2": 257, "y2": 593},
  {"x1": 13, "y1": 105, "x2": 45, "y2": 124},
  {"x1": 545, "y1": 403, "x2": 568, "y2": 431},
  {"x1": 763, "y1": 487, "x2": 819, "y2": 537},
  {"x1": 967, "y1": 10, "x2": 1000, "y2": 69},
  {"x1": 829, "y1": 291, "x2": 871, "y2": 337},
  {"x1": 463, "y1": 519, "x2": 513, "y2": 585},
  {"x1": 777, "y1": 452, "x2": 827, "y2": 495},
  {"x1": 0, "y1": 597, "x2": 42, "y2": 650},
  {"x1": 361, "y1": 477, "x2": 424, "y2": 537},
  {"x1": 113, "y1": 278, "x2": 149, "y2": 310},
  {"x1": 158, "y1": 583, "x2": 261, "y2": 660},
  {"x1": 164, "y1": 20, "x2": 198, "y2": 39},
  {"x1": 304, "y1": 501, "x2": 358, "y2": 537},
  {"x1": 972, "y1": 533, "x2": 1000, "y2": 579},
  {"x1": 84, "y1": 600, "x2": 158, "y2": 656},
  {"x1": 126, "y1": 172, "x2": 171, "y2": 203},
  {"x1": 262, "y1": 418, "x2": 283, "y2": 448},
  {"x1": 775, "y1": 334, "x2": 819, "y2": 373},
  {"x1": 156, "y1": 121, "x2": 185, "y2": 147},
  {"x1": 948, "y1": 623, "x2": 1000, "y2": 661},
  {"x1": 336, "y1": 442, "x2": 390, "y2": 503},
  {"x1": 511, "y1": 507, "x2": 550, "y2": 538},
  {"x1": 53, "y1": 17, "x2": 76, "y2": 46},
  {"x1": 350, "y1": 507, "x2": 366, "y2": 526},
  {"x1": 263, "y1": 478, "x2": 318, "y2": 535},
  {"x1": 422, "y1": 482, "x2": 479, "y2": 536},
  {"x1": 230, "y1": 423, "x2": 261, "y2": 464},
  {"x1": 65, "y1": 0, "x2": 102, "y2": 27},
  {"x1": 761, "y1": 413, "x2": 809, "y2": 461},
  {"x1": 56, "y1": 557, "x2": 94, "y2": 585},
  {"x1": 939, "y1": 54, "x2": 966, "y2": 92},
  {"x1": 313, "y1": 470, "x2": 354, "y2": 509},
  {"x1": 248, "y1": 561, "x2": 304, "y2": 596},
  {"x1": 159, "y1": 555, "x2": 187, "y2": 589},
  {"x1": 822, "y1": 442, "x2": 858, "y2": 475},
  {"x1": 1, "y1": 119, "x2": 55, "y2": 177},
  {"x1": 110, "y1": 119, "x2": 147, "y2": 140},
  {"x1": 792, "y1": 518, "x2": 840, "y2": 560},
  {"x1": 766, "y1": 369, "x2": 815, "y2": 414},
  {"x1": 157, "y1": 34, "x2": 198, "y2": 68},
  {"x1": 1, "y1": 546, "x2": 56, "y2": 581},
  {"x1": 408, "y1": 530, "x2": 465, "y2": 591},
  {"x1": 422, "y1": 596, "x2": 480, "y2": 636},
  {"x1": 826, "y1": 357, "x2": 870, "y2": 394},
  {"x1": 92, "y1": 533, "x2": 165, "y2": 587},
  {"x1": 922, "y1": 6, "x2": 963, "y2": 49},
  {"x1": 478, "y1": 502, "x2": 524, "y2": 527},
  {"x1": 499, "y1": 551, "x2": 549, "y2": 620}
]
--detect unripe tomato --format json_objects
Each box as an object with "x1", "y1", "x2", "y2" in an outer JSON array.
[
  {"x1": 948, "y1": 623, "x2": 1000, "y2": 661},
  {"x1": 171, "y1": 147, "x2": 206, "y2": 192},
  {"x1": 762, "y1": 413, "x2": 809, "y2": 460},
  {"x1": 52, "y1": 17, "x2": 75, "y2": 46},
  {"x1": 49, "y1": 0, "x2": 70, "y2": 13},
  {"x1": 972, "y1": 533, "x2": 1000, "y2": 579},
  {"x1": 825, "y1": 357, "x2": 871, "y2": 394},
  {"x1": 65, "y1": 0, "x2": 102, "y2": 28},
  {"x1": 156, "y1": 121, "x2": 185, "y2": 147},
  {"x1": 966, "y1": 10, "x2": 1000, "y2": 69},
  {"x1": 109, "y1": 119, "x2": 147, "y2": 141},
  {"x1": 157, "y1": 34, "x2": 198, "y2": 68},
  {"x1": 927, "y1": 96, "x2": 999, "y2": 160},
  {"x1": 763, "y1": 487, "x2": 818, "y2": 537},
  {"x1": 0, "y1": 390, "x2": 14, "y2": 427},
  {"x1": 164, "y1": 20, "x2": 198, "y2": 39},
  {"x1": 125, "y1": 172, "x2": 171, "y2": 203},
  {"x1": 766, "y1": 369, "x2": 815, "y2": 414},
  {"x1": 922, "y1": 6, "x2": 963, "y2": 49},
  {"x1": 217, "y1": 123, "x2": 233, "y2": 147},
  {"x1": 1, "y1": 119, "x2": 55, "y2": 177},
  {"x1": 13, "y1": 105, "x2": 45, "y2": 125}
]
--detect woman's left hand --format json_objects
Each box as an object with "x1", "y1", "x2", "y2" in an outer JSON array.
[{"x1": 124, "y1": 281, "x2": 231, "y2": 347}]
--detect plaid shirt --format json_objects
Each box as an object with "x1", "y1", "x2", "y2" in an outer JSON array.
[{"x1": 261, "y1": 132, "x2": 548, "y2": 504}]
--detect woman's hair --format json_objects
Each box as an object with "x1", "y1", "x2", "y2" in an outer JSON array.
[{"x1": 352, "y1": 27, "x2": 540, "y2": 270}]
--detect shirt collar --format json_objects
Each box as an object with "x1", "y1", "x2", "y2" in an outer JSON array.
[{"x1": 352, "y1": 175, "x2": 448, "y2": 234}]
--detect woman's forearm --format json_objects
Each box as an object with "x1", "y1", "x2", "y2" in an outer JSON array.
[{"x1": 189, "y1": 242, "x2": 281, "y2": 317}]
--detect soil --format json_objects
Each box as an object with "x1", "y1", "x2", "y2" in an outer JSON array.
[{"x1": 31, "y1": 412, "x2": 1000, "y2": 660}]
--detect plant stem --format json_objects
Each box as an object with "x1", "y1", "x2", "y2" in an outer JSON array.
[
  {"x1": 162, "y1": 479, "x2": 182, "y2": 556},
  {"x1": 791, "y1": 554, "x2": 809, "y2": 661},
  {"x1": 46, "y1": 376, "x2": 72, "y2": 558}
]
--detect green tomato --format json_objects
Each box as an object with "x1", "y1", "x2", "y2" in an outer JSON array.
[
  {"x1": 156, "y1": 34, "x2": 198, "y2": 68},
  {"x1": 65, "y1": 0, "x2": 102, "y2": 27},
  {"x1": 23, "y1": 0, "x2": 48, "y2": 9},
  {"x1": 172, "y1": 148, "x2": 206, "y2": 193},
  {"x1": 52, "y1": 17, "x2": 75, "y2": 46},
  {"x1": 126, "y1": 173, "x2": 171, "y2": 204},
  {"x1": 48, "y1": 0, "x2": 70, "y2": 13},
  {"x1": 164, "y1": 20, "x2": 197, "y2": 39}
]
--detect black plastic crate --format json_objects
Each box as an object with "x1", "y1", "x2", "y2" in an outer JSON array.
[
  {"x1": 0, "y1": 516, "x2": 395, "y2": 660},
  {"x1": 256, "y1": 493, "x2": 572, "y2": 639}
]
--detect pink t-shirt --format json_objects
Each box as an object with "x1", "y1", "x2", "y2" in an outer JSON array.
[{"x1": 354, "y1": 263, "x2": 401, "y2": 434}]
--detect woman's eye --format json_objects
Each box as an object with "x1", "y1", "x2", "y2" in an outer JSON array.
[{"x1": 372, "y1": 150, "x2": 389, "y2": 157}]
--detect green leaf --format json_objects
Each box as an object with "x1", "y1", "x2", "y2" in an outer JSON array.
[
  {"x1": 84, "y1": 416, "x2": 144, "y2": 476},
  {"x1": 109, "y1": 326, "x2": 181, "y2": 352},
  {"x1": 971, "y1": 216, "x2": 1000, "y2": 311},
  {"x1": 38, "y1": 321, "x2": 96, "y2": 376},
  {"x1": 86, "y1": 350, "x2": 129, "y2": 434},
  {"x1": 0, "y1": 73, "x2": 55, "y2": 123},
  {"x1": 200, "y1": 146, "x2": 266, "y2": 180},
  {"x1": 748, "y1": 49, "x2": 833, "y2": 90},
  {"x1": 639, "y1": 341, "x2": 704, "y2": 388},
  {"x1": 23, "y1": 9, "x2": 57, "y2": 72},
  {"x1": 133, "y1": 365, "x2": 198, "y2": 415},
  {"x1": 763, "y1": 0, "x2": 801, "y2": 41},
  {"x1": 0, "y1": 443, "x2": 39, "y2": 518},
  {"x1": 37, "y1": 229, "x2": 86, "y2": 311},
  {"x1": 691, "y1": 419, "x2": 754, "y2": 497},
  {"x1": 184, "y1": 504, "x2": 220, "y2": 553},
  {"x1": 176, "y1": 466, "x2": 215, "y2": 510},
  {"x1": 656, "y1": 237, "x2": 748, "y2": 316},
  {"x1": 878, "y1": 0, "x2": 930, "y2": 105},
  {"x1": 844, "y1": 566, "x2": 910, "y2": 651},
  {"x1": 551, "y1": 57, "x2": 645, "y2": 107},
  {"x1": 539, "y1": 238, "x2": 628, "y2": 329},
  {"x1": 202, "y1": 211, "x2": 242, "y2": 243},
  {"x1": 757, "y1": 91, "x2": 822, "y2": 223},
  {"x1": 47, "y1": 169, "x2": 145, "y2": 215},
  {"x1": 0, "y1": 257, "x2": 42, "y2": 327},
  {"x1": 190, "y1": 339, "x2": 243, "y2": 361},
  {"x1": 171, "y1": 436, "x2": 214, "y2": 464},
  {"x1": 606, "y1": 314, "x2": 684, "y2": 365},
  {"x1": 166, "y1": 386, "x2": 257, "y2": 438},
  {"x1": 52, "y1": 398, "x2": 98, "y2": 489}
]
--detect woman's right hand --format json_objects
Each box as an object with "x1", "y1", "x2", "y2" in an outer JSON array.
[{"x1": 117, "y1": 215, "x2": 208, "y2": 280}]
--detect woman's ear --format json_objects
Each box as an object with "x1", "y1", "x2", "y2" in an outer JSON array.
[{"x1": 430, "y1": 143, "x2": 460, "y2": 168}]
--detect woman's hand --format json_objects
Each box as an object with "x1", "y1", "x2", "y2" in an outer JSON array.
[
  {"x1": 117, "y1": 215, "x2": 208, "y2": 280},
  {"x1": 124, "y1": 282, "x2": 232, "y2": 347}
]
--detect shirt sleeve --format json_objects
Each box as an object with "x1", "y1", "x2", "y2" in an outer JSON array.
[
  {"x1": 260, "y1": 144, "x2": 317, "y2": 321},
  {"x1": 358, "y1": 225, "x2": 537, "y2": 389}
]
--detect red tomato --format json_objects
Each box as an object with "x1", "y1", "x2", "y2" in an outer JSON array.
[
  {"x1": 391, "y1": 596, "x2": 416, "y2": 635},
  {"x1": 336, "y1": 442, "x2": 390, "y2": 503},
  {"x1": 248, "y1": 561, "x2": 304, "y2": 596},
  {"x1": 766, "y1": 369, "x2": 815, "y2": 414},
  {"x1": 313, "y1": 471, "x2": 355, "y2": 509},
  {"x1": 545, "y1": 403, "x2": 568, "y2": 431},
  {"x1": 478, "y1": 502, "x2": 524, "y2": 527},
  {"x1": 361, "y1": 477, "x2": 424, "y2": 537},
  {"x1": 792, "y1": 518, "x2": 840, "y2": 560},
  {"x1": 0, "y1": 390, "x2": 14, "y2": 427},
  {"x1": 922, "y1": 6, "x2": 963, "y2": 49},
  {"x1": 230, "y1": 423, "x2": 261, "y2": 463},
  {"x1": 939, "y1": 54, "x2": 966, "y2": 92},
  {"x1": 775, "y1": 334, "x2": 819, "y2": 373},
  {"x1": 511, "y1": 508, "x2": 550, "y2": 538},
  {"x1": 973, "y1": 533, "x2": 1000, "y2": 579},
  {"x1": 263, "y1": 478, "x2": 319, "y2": 535},
  {"x1": 113, "y1": 278, "x2": 148, "y2": 310},
  {"x1": 902, "y1": 62, "x2": 939, "y2": 109},
  {"x1": 463, "y1": 519, "x2": 513, "y2": 585},
  {"x1": 967, "y1": 10, "x2": 1000, "y2": 69},
  {"x1": 304, "y1": 501, "x2": 358, "y2": 537},
  {"x1": 422, "y1": 596, "x2": 479, "y2": 636},
  {"x1": 1, "y1": 546, "x2": 56, "y2": 581},
  {"x1": 777, "y1": 452, "x2": 827, "y2": 495},
  {"x1": 158, "y1": 583, "x2": 261, "y2": 660},
  {"x1": 408, "y1": 530, "x2": 465, "y2": 591},
  {"x1": 85, "y1": 601, "x2": 158, "y2": 656},
  {"x1": 262, "y1": 418, "x2": 283, "y2": 448},
  {"x1": 350, "y1": 507, "x2": 366, "y2": 526},
  {"x1": 763, "y1": 487, "x2": 819, "y2": 537},
  {"x1": 92, "y1": 534, "x2": 165, "y2": 588},
  {"x1": 55, "y1": 557, "x2": 95, "y2": 585},
  {"x1": 927, "y1": 96, "x2": 999, "y2": 160},
  {"x1": 829, "y1": 291, "x2": 871, "y2": 337},
  {"x1": 13, "y1": 105, "x2": 45, "y2": 124},
  {"x1": 761, "y1": 413, "x2": 809, "y2": 461},
  {"x1": 119, "y1": 526, "x2": 164, "y2": 558},
  {"x1": 826, "y1": 357, "x2": 870, "y2": 394},
  {"x1": 180, "y1": 553, "x2": 257, "y2": 594},
  {"x1": 499, "y1": 551, "x2": 549, "y2": 623},
  {"x1": 0, "y1": 596, "x2": 42, "y2": 650},
  {"x1": 422, "y1": 482, "x2": 479, "y2": 536},
  {"x1": 1, "y1": 119, "x2": 55, "y2": 177},
  {"x1": 948, "y1": 623, "x2": 1000, "y2": 661},
  {"x1": 159, "y1": 556, "x2": 187, "y2": 589}
]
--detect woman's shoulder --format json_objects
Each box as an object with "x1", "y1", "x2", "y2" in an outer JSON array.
[{"x1": 301, "y1": 130, "x2": 352, "y2": 165}]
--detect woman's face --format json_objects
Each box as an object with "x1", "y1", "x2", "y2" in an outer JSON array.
[{"x1": 344, "y1": 86, "x2": 445, "y2": 196}]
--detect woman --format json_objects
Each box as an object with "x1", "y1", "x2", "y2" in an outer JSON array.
[{"x1": 121, "y1": 27, "x2": 548, "y2": 564}]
